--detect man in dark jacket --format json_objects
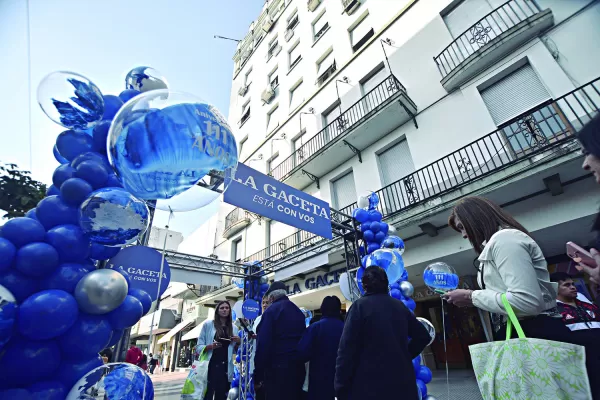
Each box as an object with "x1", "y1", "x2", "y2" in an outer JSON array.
[
  {"x1": 255, "y1": 281, "x2": 306, "y2": 400},
  {"x1": 335, "y1": 266, "x2": 430, "y2": 400},
  {"x1": 298, "y1": 295, "x2": 344, "y2": 400}
]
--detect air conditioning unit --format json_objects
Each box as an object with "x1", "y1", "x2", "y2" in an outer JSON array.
[
  {"x1": 344, "y1": 0, "x2": 362, "y2": 15},
  {"x1": 262, "y1": 18, "x2": 274, "y2": 33},
  {"x1": 261, "y1": 87, "x2": 275, "y2": 103},
  {"x1": 307, "y1": 0, "x2": 320, "y2": 12},
  {"x1": 284, "y1": 29, "x2": 294, "y2": 42},
  {"x1": 238, "y1": 85, "x2": 249, "y2": 96}
]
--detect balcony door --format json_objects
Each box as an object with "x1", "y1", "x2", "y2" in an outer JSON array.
[
  {"x1": 332, "y1": 171, "x2": 357, "y2": 210},
  {"x1": 360, "y1": 65, "x2": 389, "y2": 116},
  {"x1": 377, "y1": 140, "x2": 417, "y2": 214}
]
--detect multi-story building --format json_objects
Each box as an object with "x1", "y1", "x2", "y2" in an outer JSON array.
[{"x1": 190, "y1": 0, "x2": 600, "y2": 370}]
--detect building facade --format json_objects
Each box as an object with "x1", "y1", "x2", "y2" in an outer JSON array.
[
  {"x1": 190, "y1": 0, "x2": 600, "y2": 369},
  {"x1": 147, "y1": 226, "x2": 184, "y2": 251}
]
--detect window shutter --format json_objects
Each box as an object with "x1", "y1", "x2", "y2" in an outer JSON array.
[
  {"x1": 350, "y1": 16, "x2": 372, "y2": 46},
  {"x1": 361, "y1": 66, "x2": 388, "y2": 95},
  {"x1": 443, "y1": 0, "x2": 493, "y2": 38},
  {"x1": 332, "y1": 171, "x2": 357, "y2": 209},
  {"x1": 377, "y1": 140, "x2": 415, "y2": 187}
]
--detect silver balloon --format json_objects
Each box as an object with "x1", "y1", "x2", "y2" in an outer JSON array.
[
  {"x1": 424, "y1": 396, "x2": 439, "y2": 400},
  {"x1": 400, "y1": 281, "x2": 414, "y2": 297},
  {"x1": 227, "y1": 387, "x2": 239, "y2": 400},
  {"x1": 388, "y1": 224, "x2": 397, "y2": 234},
  {"x1": 125, "y1": 66, "x2": 168, "y2": 93},
  {"x1": 74, "y1": 269, "x2": 129, "y2": 314},
  {"x1": 417, "y1": 317, "x2": 436, "y2": 346}
]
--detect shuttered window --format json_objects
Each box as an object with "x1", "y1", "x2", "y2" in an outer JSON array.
[
  {"x1": 443, "y1": 0, "x2": 493, "y2": 38},
  {"x1": 361, "y1": 66, "x2": 388, "y2": 95},
  {"x1": 332, "y1": 171, "x2": 357, "y2": 209},
  {"x1": 233, "y1": 239, "x2": 243, "y2": 262},
  {"x1": 377, "y1": 140, "x2": 415, "y2": 186},
  {"x1": 317, "y1": 51, "x2": 335, "y2": 76},
  {"x1": 266, "y1": 105, "x2": 280, "y2": 133},
  {"x1": 481, "y1": 64, "x2": 550, "y2": 125},
  {"x1": 289, "y1": 81, "x2": 304, "y2": 112},
  {"x1": 269, "y1": 220, "x2": 290, "y2": 244},
  {"x1": 350, "y1": 14, "x2": 373, "y2": 50}
]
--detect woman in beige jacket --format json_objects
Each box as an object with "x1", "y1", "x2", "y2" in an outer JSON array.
[{"x1": 443, "y1": 196, "x2": 571, "y2": 342}]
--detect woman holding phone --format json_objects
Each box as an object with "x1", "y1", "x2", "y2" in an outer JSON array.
[{"x1": 196, "y1": 300, "x2": 240, "y2": 400}]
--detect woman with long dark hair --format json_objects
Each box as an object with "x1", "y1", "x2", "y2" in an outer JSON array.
[
  {"x1": 444, "y1": 196, "x2": 566, "y2": 341},
  {"x1": 196, "y1": 301, "x2": 240, "y2": 400}
]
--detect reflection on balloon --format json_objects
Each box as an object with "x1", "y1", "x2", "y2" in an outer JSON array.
[
  {"x1": 417, "y1": 317, "x2": 436, "y2": 346},
  {"x1": 125, "y1": 66, "x2": 169, "y2": 93},
  {"x1": 74, "y1": 269, "x2": 129, "y2": 315},
  {"x1": 365, "y1": 248, "x2": 405, "y2": 284},
  {"x1": 79, "y1": 188, "x2": 149, "y2": 247},
  {"x1": 108, "y1": 91, "x2": 238, "y2": 212},
  {"x1": 37, "y1": 71, "x2": 104, "y2": 129},
  {"x1": 0, "y1": 285, "x2": 17, "y2": 351},
  {"x1": 381, "y1": 235, "x2": 405, "y2": 254}
]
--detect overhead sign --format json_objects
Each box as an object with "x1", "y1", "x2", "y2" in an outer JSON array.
[
  {"x1": 107, "y1": 246, "x2": 171, "y2": 301},
  {"x1": 224, "y1": 163, "x2": 333, "y2": 239},
  {"x1": 242, "y1": 299, "x2": 260, "y2": 320}
]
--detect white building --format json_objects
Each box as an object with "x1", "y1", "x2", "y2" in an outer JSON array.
[
  {"x1": 189, "y1": 0, "x2": 600, "y2": 368},
  {"x1": 147, "y1": 226, "x2": 184, "y2": 251}
]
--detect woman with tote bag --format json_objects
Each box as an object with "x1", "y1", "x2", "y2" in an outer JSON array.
[{"x1": 443, "y1": 197, "x2": 592, "y2": 399}]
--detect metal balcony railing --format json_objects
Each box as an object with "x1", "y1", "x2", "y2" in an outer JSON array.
[
  {"x1": 270, "y1": 75, "x2": 407, "y2": 181},
  {"x1": 224, "y1": 207, "x2": 249, "y2": 232},
  {"x1": 434, "y1": 0, "x2": 543, "y2": 78}
]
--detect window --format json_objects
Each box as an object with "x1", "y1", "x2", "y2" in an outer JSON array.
[
  {"x1": 244, "y1": 68, "x2": 252, "y2": 87},
  {"x1": 240, "y1": 100, "x2": 251, "y2": 126},
  {"x1": 312, "y1": 12, "x2": 329, "y2": 42},
  {"x1": 269, "y1": 220, "x2": 289, "y2": 246},
  {"x1": 238, "y1": 135, "x2": 248, "y2": 158},
  {"x1": 480, "y1": 64, "x2": 550, "y2": 126},
  {"x1": 232, "y1": 238, "x2": 243, "y2": 262},
  {"x1": 360, "y1": 65, "x2": 388, "y2": 113},
  {"x1": 254, "y1": 32, "x2": 264, "y2": 47},
  {"x1": 293, "y1": 132, "x2": 307, "y2": 166},
  {"x1": 266, "y1": 105, "x2": 280, "y2": 133},
  {"x1": 316, "y1": 50, "x2": 336, "y2": 85},
  {"x1": 288, "y1": 43, "x2": 302, "y2": 70},
  {"x1": 267, "y1": 37, "x2": 280, "y2": 60},
  {"x1": 287, "y1": 11, "x2": 299, "y2": 31},
  {"x1": 332, "y1": 171, "x2": 357, "y2": 209},
  {"x1": 323, "y1": 104, "x2": 345, "y2": 140},
  {"x1": 289, "y1": 80, "x2": 304, "y2": 112},
  {"x1": 267, "y1": 153, "x2": 279, "y2": 175},
  {"x1": 268, "y1": 67, "x2": 279, "y2": 90},
  {"x1": 349, "y1": 14, "x2": 374, "y2": 52},
  {"x1": 377, "y1": 140, "x2": 415, "y2": 186},
  {"x1": 442, "y1": 0, "x2": 493, "y2": 38}
]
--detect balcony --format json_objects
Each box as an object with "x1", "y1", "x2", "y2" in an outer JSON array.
[
  {"x1": 435, "y1": 0, "x2": 554, "y2": 91},
  {"x1": 223, "y1": 208, "x2": 251, "y2": 239},
  {"x1": 270, "y1": 75, "x2": 417, "y2": 189}
]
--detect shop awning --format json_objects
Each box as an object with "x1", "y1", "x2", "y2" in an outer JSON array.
[
  {"x1": 181, "y1": 320, "x2": 206, "y2": 341},
  {"x1": 158, "y1": 319, "x2": 195, "y2": 344}
]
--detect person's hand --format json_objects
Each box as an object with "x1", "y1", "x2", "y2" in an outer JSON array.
[
  {"x1": 231, "y1": 335, "x2": 241, "y2": 344},
  {"x1": 575, "y1": 248, "x2": 600, "y2": 284},
  {"x1": 443, "y1": 289, "x2": 474, "y2": 307},
  {"x1": 206, "y1": 341, "x2": 222, "y2": 351}
]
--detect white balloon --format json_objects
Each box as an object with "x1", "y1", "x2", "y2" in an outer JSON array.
[
  {"x1": 232, "y1": 300, "x2": 243, "y2": 320},
  {"x1": 417, "y1": 317, "x2": 436, "y2": 346},
  {"x1": 388, "y1": 225, "x2": 397, "y2": 234},
  {"x1": 339, "y1": 272, "x2": 360, "y2": 301},
  {"x1": 357, "y1": 195, "x2": 369, "y2": 209}
]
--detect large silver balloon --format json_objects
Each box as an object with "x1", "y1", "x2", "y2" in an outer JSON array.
[
  {"x1": 227, "y1": 387, "x2": 239, "y2": 400},
  {"x1": 400, "y1": 281, "x2": 414, "y2": 297},
  {"x1": 388, "y1": 224, "x2": 397, "y2": 234},
  {"x1": 74, "y1": 269, "x2": 129, "y2": 314},
  {"x1": 417, "y1": 317, "x2": 436, "y2": 346}
]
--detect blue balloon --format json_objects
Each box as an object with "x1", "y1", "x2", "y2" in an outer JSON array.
[
  {"x1": 1, "y1": 217, "x2": 45, "y2": 248},
  {"x1": 365, "y1": 248, "x2": 405, "y2": 284},
  {"x1": 369, "y1": 221, "x2": 381, "y2": 233},
  {"x1": 52, "y1": 164, "x2": 76, "y2": 188},
  {"x1": 46, "y1": 224, "x2": 91, "y2": 263},
  {"x1": 15, "y1": 242, "x2": 60, "y2": 278},
  {"x1": 0, "y1": 270, "x2": 39, "y2": 303},
  {"x1": 36, "y1": 196, "x2": 79, "y2": 230},
  {"x1": 390, "y1": 288, "x2": 402, "y2": 300},
  {"x1": 417, "y1": 365, "x2": 432, "y2": 384},
  {"x1": 46, "y1": 185, "x2": 61, "y2": 196},
  {"x1": 0, "y1": 285, "x2": 17, "y2": 351},
  {"x1": 106, "y1": 295, "x2": 143, "y2": 329},
  {"x1": 368, "y1": 192, "x2": 379, "y2": 210},
  {"x1": 356, "y1": 267, "x2": 365, "y2": 294},
  {"x1": 416, "y1": 379, "x2": 427, "y2": 398},
  {"x1": 361, "y1": 255, "x2": 368, "y2": 268},
  {"x1": 360, "y1": 222, "x2": 371, "y2": 232},
  {"x1": 71, "y1": 151, "x2": 111, "y2": 170},
  {"x1": 0, "y1": 337, "x2": 61, "y2": 386},
  {"x1": 119, "y1": 89, "x2": 141, "y2": 103},
  {"x1": 60, "y1": 178, "x2": 93, "y2": 206},
  {"x1": 74, "y1": 159, "x2": 109, "y2": 189},
  {"x1": 367, "y1": 242, "x2": 380, "y2": 254},
  {"x1": 390, "y1": 282, "x2": 400, "y2": 290},
  {"x1": 102, "y1": 95, "x2": 124, "y2": 120},
  {"x1": 27, "y1": 381, "x2": 66, "y2": 400},
  {"x1": 92, "y1": 120, "x2": 111, "y2": 154},
  {"x1": 90, "y1": 243, "x2": 120, "y2": 260},
  {"x1": 358, "y1": 245, "x2": 365, "y2": 256},
  {"x1": 79, "y1": 188, "x2": 150, "y2": 246},
  {"x1": 412, "y1": 356, "x2": 421, "y2": 375},
  {"x1": 54, "y1": 355, "x2": 103, "y2": 390},
  {"x1": 25, "y1": 208, "x2": 39, "y2": 220},
  {"x1": 113, "y1": 267, "x2": 132, "y2": 287},
  {"x1": 363, "y1": 230, "x2": 374, "y2": 242},
  {"x1": 42, "y1": 263, "x2": 89, "y2": 294},
  {"x1": 402, "y1": 298, "x2": 416, "y2": 311},
  {"x1": 58, "y1": 314, "x2": 112, "y2": 360},
  {"x1": 18, "y1": 290, "x2": 79, "y2": 340},
  {"x1": 379, "y1": 222, "x2": 389, "y2": 235},
  {"x1": 381, "y1": 235, "x2": 405, "y2": 252},
  {"x1": 401, "y1": 269, "x2": 408, "y2": 281},
  {"x1": 106, "y1": 174, "x2": 123, "y2": 187},
  {"x1": 107, "y1": 328, "x2": 123, "y2": 347},
  {"x1": 128, "y1": 288, "x2": 152, "y2": 315},
  {"x1": 368, "y1": 210, "x2": 382, "y2": 222},
  {"x1": 53, "y1": 145, "x2": 69, "y2": 164},
  {"x1": 352, "y1": 208, "x2": 369, "y2": 223},
  {"x1": 0, "y1": 389, "x2": 31, "y2": 400},
  {"x1": 55, "y1": 130, "x2": 94, "y2": 161},
  {"x1": 374, "y1": 231, "x2": 386, "y2": 243}
]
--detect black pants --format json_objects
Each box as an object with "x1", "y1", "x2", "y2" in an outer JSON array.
[
  {"x1": 264, "y1": 363, "x2": 304, "y2": 400},
  {"x1": 204, "y1": 360, "x2": 229, "y2": 400},
  {"x1": 497, "y1": 315, "x2": 600, "y2": 399},
  {"x1": 149, "y1": 364, "x2": 157, "y2": 374}
]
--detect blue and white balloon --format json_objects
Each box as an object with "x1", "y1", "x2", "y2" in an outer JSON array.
[
  {"x1": 125, "y1": 66, "x2": 168, "y2": 93},
  {"x1": 423, "y1": 262, "x2": 459, "y2": 293},
  {"x1": 365, "y1": 248, "x2": 405, "y2": 284},
  {"x1": 79, "y1": 188, "x2": 149, "y2": 247},
  {"x1": 0, "y1": 285, "x2": 17, "y2": 351},
  {"x1": 381, "y1": 235, "x2": 405, "y2": 254}
]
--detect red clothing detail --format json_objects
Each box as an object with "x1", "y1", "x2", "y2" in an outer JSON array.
[{"x1": 126, "y1": 346, "x2": 143, "y2": 364}]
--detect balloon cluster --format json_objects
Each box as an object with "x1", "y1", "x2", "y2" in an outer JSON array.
[{"x1": 0, "y1": 65, "x2": 234, "y2": 399}]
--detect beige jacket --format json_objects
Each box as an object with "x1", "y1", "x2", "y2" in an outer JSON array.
[{"x1": 471, "y1": 229, "x2": 558, "y2": 317}]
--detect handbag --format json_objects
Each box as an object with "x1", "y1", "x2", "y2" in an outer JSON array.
[
  {"x1": 181, "y1": 350, "x2": 210, "y2": 400},
  {"x1": 469, "y1": 294, "x2": 592, "y2": 399}
]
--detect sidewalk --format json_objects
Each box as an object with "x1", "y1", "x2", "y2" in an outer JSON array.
[{"x1": 426, "y1": 369, "x2": 482, "y2": 400}]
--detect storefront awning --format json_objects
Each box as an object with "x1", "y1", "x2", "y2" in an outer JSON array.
[
  {"x1": 158, "y1": 319, "x2": 195, "y2": 344},
  {"x1": 181, "y1": 320, "x2": 206, "y2": 341}
]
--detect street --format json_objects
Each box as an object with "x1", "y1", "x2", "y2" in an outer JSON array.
[{"x1": 152, "y1": 370, "x2": 188, "y2": 400}]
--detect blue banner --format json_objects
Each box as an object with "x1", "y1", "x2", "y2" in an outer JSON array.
[
  {"x1": 107, "y1": 246, "x2": 171, "y2": 301},
  {"x1": 224, "y1": 163, "x2": 332, "y2": 239}
]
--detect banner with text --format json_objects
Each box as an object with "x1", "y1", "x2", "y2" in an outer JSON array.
[{"x1": 224, "y1": 163, "x2": 333, "y2": 239}]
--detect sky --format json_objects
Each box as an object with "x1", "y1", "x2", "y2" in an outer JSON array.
[{"x1": 0, "y1": 0, "x2": 264, "y2": 238}]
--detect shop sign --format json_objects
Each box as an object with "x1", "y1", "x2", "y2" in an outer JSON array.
[
  {"x1": 284, "y1": 266, "x2": 346, "y2": 295},
  {"x1": 182, "y1": 300, "x2": 199, "y2": 320}
]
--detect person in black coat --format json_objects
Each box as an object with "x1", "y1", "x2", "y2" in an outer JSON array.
[
  {"x1": 254, "y1": 281, "x2": 306, "y2": 400},
  {"x1": 335, "y1": 266, "x2": 430, "y2": 400},
  {"x1": 297, "y1": 296, "x2": 345, "y2": 400}
]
